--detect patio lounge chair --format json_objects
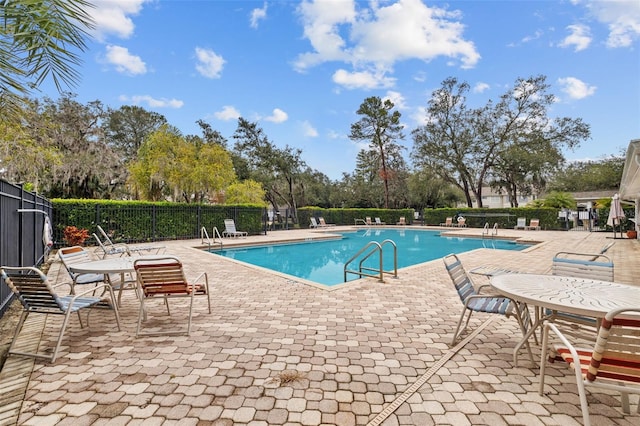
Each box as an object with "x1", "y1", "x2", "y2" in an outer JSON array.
[
  {"x1": 396, "y1": 216, "x2": 406, "y2": 225},
  {"x1": 1, "y1": 265, "x2": 121, "y2": 363},
  {"x1": 440, "y1": 217, "x2": 453, "y2": 227},
  {"x1": 134, "y1": 256, "x2": 210, "y2": 337},
  {"x1": 365, "y1": 217, "x2": 373, "y2": 226},
  {"x1": 93, "y1": 232, "x2": 129, "y2": 258},
  {"x1": 443, "y1": 254, "x2": 535, "y2": 365},
  {"x1": 96, "y1": 225, "x2": 166, "y2": 257},
  {"x1": 525, "y1": 218, "x2": 540, "y2": 230},
  {"x1": 222, "y1": 219, "x2": 248, "y2": 238},
  {"x1": 374, "y1": 217, "x2": 385, "y2": 225},
  {"x1": 310, "y1": 217, "x2": 319, "y2": 228},
  {"x1": 58, "y1": 246, "x2": 108, "y2": 293},
  {"x1": 514, "y1": 217, "x2": 527, "y2": 230},
  {"x1": 456, "y1": 216, "x2": 466, "y2": 227},
  {"x1": 319, "y1": 217, "x2": 334, "y2": 227},
  {"x1": 539, "y1": 307, "x2": 640, "y2": 426}
]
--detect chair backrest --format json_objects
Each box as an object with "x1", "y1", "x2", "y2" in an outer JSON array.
[
  {"x1": 97, "y1": 225, "x2": 115, "y2": 246},
  {"x1": 224, "y1": 219, "x2": 237, "y2": 233},
  {"x1": 516, "y1": 217, "x2": 526, "y2": 227},
  {"x1": 552, "y1": 251, "x2": 613, "y2": 281},
  {"x1": 457, "y1": 217, "x2": 466, "y2": 226},
  {"x1": 445, "y1": 217, "x2": 452, "y2": 226},
  {"x1": 375, "y1": 217, "x2": 382, "y2": 224},
  {"x1": 398, "y1": 217, "x2": 406, "y2": 225},
  {"x1": 310, "y1": 217, "x2": 318, "y2": 227},
  {"x1": 529, "y1": 219, "x2": 539, "y2": 228},
  {"x1": 588, "y1": 308, "x2": 640, "y2": 384},
  {"x1": 1, "y1": 266, "x2": 64, "y2": 313},
  {"x1": 319, "y1": 217, "x2": 327, "y2": 226},
  {"x1": 134, "y1": 256, "x2": 189, "y2": 297},
  {"x1": 93, "y1": 233, "x2": 110, "y2": 252},
  {"x1": 59, "y1": 246, "x2": 94, "y2": 274},
  {"x1": 366, "y1": 217, "x2": 372, "y2": 225},
  {"x1": 443, "y1": 254, "x2": 477, "y2": 303}
]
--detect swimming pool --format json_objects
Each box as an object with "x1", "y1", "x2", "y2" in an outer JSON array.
[{"x1": 210, "y1": 229, "x2": 528, "y2": 286}]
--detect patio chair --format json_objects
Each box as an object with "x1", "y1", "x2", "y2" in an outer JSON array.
[
  {"x1": 456, "y1": 216, "x2": 466, "y2": 227},
  {"x1": 1, "y1": 265, "x2": 120, "y2": 363},
  {"x1": 440, "y1": 217, "x2": 453, "y2": 227},
  {"x1": 396, "y1": 216, "x2": 406, "y2": 226},
  {"x1": 134, "y1": 256, "x2": 211, "y2": 337},
  {"x1": 58, "y1": 246, "x2": 107, "y2": 293},
  {"x1": 222, "y1": 219, "x2": 248, "y2": 238},
  {"x1": 525, "y1": 218, "x2": 540, "y2": 230},
  {"x1": 546, "y1": 251, "x2": 614, "y2": 342},
  {"x1": 319, "y1": 217, "x2": 334, "y2": 227},
  {"x1": 93, "y1": 232, "x2": 129, "y2": 258},
  {"x1": 310, "y1": 217, "x2": 319, "y2": 228},
  {"x1": 514, "y1": 217, "x2": 527, "y2": 230},
  {"x1": 96, "y1": 225, "x2": 166, "y2": 257},
  {"x1": 374, "y1": 217, "x2": 385, "y2": 225},
  {"x1": 443, "y1": 253, "x2": 535, "y2": 364},
  {"x1": 365, "y1": 217, "x2": 373, "y2": 226},
  {"x1": 539, "y1": 307, "x2": 640, "y2": 426}
]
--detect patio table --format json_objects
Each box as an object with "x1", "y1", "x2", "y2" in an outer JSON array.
[{"x1": 490, "y1": 273, "x2": 640, "y2": 364}]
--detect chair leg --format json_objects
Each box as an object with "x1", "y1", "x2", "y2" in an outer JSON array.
[
  {"x1": 513, "y1": 304, "x2": 535, "y2": 366},
  {"x1": 451, "y1": 308, "x2": 472, "y2": 345},
  {"x1": 7, "y1": 310, "x2": 29, "y2": 356},
  {"x1": 51, "y1": 310, "x2": 74, "y2": 363}
]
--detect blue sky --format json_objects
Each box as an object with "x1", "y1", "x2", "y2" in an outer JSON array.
[{"x1": 40, "y1": 0, "x2": 640, "y2": 180}]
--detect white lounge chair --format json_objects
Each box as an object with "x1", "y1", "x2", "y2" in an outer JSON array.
[
  {"x1": 319, "y1": 217, "x2": 334, "y2": 227},
  {"x1": 514, "y1": 217, "x2": 527, "y2": 230},
  {"x1": 310, "y1": 217, "x2": 319, "y2": 228},
  {"x1": 222, "y1": 219, "x2": 248, "y2": 238},
  {"x1": 374, "y1": 217, "x2": 385, "y2": 225},
  {"x1": 96, "y1": 225, "x2": 165, "y2": 257}
]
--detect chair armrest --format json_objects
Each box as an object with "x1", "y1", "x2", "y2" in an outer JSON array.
[
  {"x1": 192, "y1": 272, "x2": 208, "y2": 285},
  {"x1": 73, "y1": 283, "x2": 111, "y2": 298}
]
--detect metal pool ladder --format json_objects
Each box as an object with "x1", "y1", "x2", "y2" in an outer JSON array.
[
  {"x1": 201, "y1": 226, "x2": 223, "y2": 250},
  {"x1": 344, "y1": 239, "x2": 398, "y2": 283},
  {"x1": 482, "y1": 222, "x2": 498, "y2": 239}
]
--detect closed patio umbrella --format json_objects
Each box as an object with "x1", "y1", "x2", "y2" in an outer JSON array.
[{"x1": 607, "y1": 193, "x2": 625, "y2": 238}]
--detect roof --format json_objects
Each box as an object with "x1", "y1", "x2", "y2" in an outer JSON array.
[{"x1": 619, "y1": 139, "x2": 640, "y2": 202}]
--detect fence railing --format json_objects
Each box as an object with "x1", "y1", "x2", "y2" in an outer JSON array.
[{"x1": 0, "y1": 179, "x2": 53, "y2": 317}]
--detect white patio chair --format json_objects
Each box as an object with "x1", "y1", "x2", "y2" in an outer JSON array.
[
  {"x1": 514, "y1": 217, "x2": 527, "y2": 230},
  {"x1": 97, "y1": 225, "x2": 166, "y2": 257},
  {"x1": 1, "y1": 265, "x2": 121, "y2": 363},
  {"x1": 58, "y1": 246, "x2": 108, "y2": 293},
  {"x1": 222, "y1": 219, "x2": 248, "y2": 238}
]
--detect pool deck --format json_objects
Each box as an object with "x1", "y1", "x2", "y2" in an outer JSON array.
[{"x1": 1, "y1": 226, "x2": 639, "y2": 425}]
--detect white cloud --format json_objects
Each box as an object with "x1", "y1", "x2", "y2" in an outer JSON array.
[
  {"x1": 250, "y1": 2, "x2": 268, "y2": 28},
  {"x1": 332, "y1": 69, "x2": 395, "y2": 90},
  {"x1": 264, "y1": 108, "x2": 288, "y2": 123},
  {"x1": 105, "y1": 45, "x2": 147, "y2": 75},
  {"x1": 383, "y1": 91, "x2": 407, "y2": 109},
  {"x1": 586, "y1": 0, "x2": 640, "y2": 48},
  {"x1": 89, "y1": 0, "x2": 150, "y2": 41},
  {"x1": 302, "y1": 120, "x2": 318, "y2": 137},
  {"x1": 557, "y1": 77, "x2": 597, "y2": 100},
  {"x1": 295, "y1": 0, "x2": 479, "y2": 89},
  {"x1": 473, "y1": 82, "x2": 490, "y2": 93},
  {"x1": 120, "y1": 95, "x2": 184, "y2": 108},
  {"x1": 195, "y1": 47, "x2": 226, "y2": 79},
  {"x1": 214, "y1": 106, "x2": 241, "y2": 121},
  {"x1": 559, "y1": 24, "x2": 592, "y2": 51}
]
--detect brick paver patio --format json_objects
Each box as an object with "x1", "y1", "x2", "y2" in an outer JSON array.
[{"x1": 1, "y1": 226, "x2": 638, "y2": 425}]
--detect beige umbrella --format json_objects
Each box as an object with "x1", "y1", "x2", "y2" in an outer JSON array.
[{"x1": 607, "y1": 193, "x2": 625, "y2": 238}]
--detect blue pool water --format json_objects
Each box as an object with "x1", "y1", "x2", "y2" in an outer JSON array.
[{"x1": 210, "y1": 229, "x2": 528, "y2": 286}]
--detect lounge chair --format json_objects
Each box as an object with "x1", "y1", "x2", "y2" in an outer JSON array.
[
  {"x1": 374, "y1": 217, "x2": 385, "y2": 225},
  {"x1": 456, "y1": 216, "x2": 466, "y2": 227},
  {"x1": 524, "y1": 218, "x2": 540, "y2": 230},
  {"x1": 365, "y1": 217, "x2": 373, "y2": 226},
  {"x1": 310, "y1": 217, "x2": 319, "y2": 228},
  {"x1": 1, "y1": 265, "x2": 120, "y2": 362},
  {"x1": 96, "y1": 225, "x2": 166, "y2": 257},
  {"x1": 514, "y1": 217, "x2": 527, "y2": 230},
  {"x1": 440, "y1": 217, "x2": 453, "y2": 227},
  {"x1": 396, "y1": 217, "x2": 406, "y2": 226},
  {"x1": 222, "y1": 219, "x2": 248, "y2": 238},
  {"x1": 58, "y1": 246, "x2": 108, "y2": 293},
  {"x1": 443, "y1": 254, "x2": 535, "y2": 364},
  {"x1": 319, "y1": 217, "x2": 334, "y2": 227},
  {"x1": 134, "y1": 256, "x2": 210, "y2": 337},
  {"x1": 539, "y1": 307, "x2": 640, "y2": 426}
]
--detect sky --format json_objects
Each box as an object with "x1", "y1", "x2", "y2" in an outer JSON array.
[{"x1": 38, "y1": 0, "x2": 640, "y2": 180}]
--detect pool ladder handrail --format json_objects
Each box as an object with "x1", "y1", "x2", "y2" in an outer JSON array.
[
  {"x1": 482, "y1": 222, "x2": 499, "y2": 238},
  {"x1": 344, "y1": 239, "x2": 398, "y2": 283},
  {"x1": 201, "y1": 226, "x2": 223, "y2": 250}
]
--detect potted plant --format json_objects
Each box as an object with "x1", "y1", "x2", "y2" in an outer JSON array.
[{"x1": 63, "y1": 226, "x2": 90, "y2": 246}]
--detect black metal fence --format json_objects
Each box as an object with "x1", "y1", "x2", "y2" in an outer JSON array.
[{"x1": 0, "y1": 179, "x2": 53, "y2": 316}]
